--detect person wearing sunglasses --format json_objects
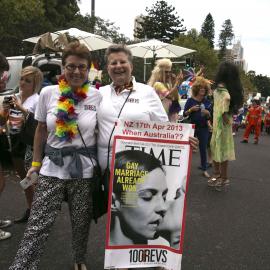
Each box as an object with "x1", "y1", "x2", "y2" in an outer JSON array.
[{"x1": 9, "y1": 41, "x2": 101, "y2": 270}]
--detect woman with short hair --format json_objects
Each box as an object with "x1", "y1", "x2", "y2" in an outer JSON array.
[
  {"x1": 110, "y1": 150, "x2": 168, "y2": 246},
  {"x1": 184, "y1": 77, "x2": 212, "y2": 178},
  {"x1": 9, "y1": 41, "x2": 101, "y2": 270},
  {"x1": 98, "y1": 44, "x2": 198, "y2": 270}
]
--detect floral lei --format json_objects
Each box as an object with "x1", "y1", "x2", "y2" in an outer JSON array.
[{"x1": 55, "y1": 75, "x2": 89, "y2": 142}]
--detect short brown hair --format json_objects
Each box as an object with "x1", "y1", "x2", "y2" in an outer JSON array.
[
  {"x1": 105, "y1": 44, "x2": 133, "y2": 64},
  {"x1": 191, "y1": 76, "x2": 210, "y2": 97},
  {"x1": 62, "y1": 41, "x2": 91, "y2": 68}
]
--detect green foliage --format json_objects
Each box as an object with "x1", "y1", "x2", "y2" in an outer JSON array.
[
  {"x1": 239, "y1": 69, "x2": 256, "y2": 97},
  {"x1": 0, "y1": 0, "x2": 80, "y2": 56},
  {"x1": 174, "y1": 29, "x2": 219, "y2": 79},
  {"x1": 218, "y1": 19, "x2": 234, "y2": 60},
  {"x1": 0, "y1": 0, "x2": 45, "y2": 55},
  {"x1": 70, "y1": 14, "x2": 129, "y2": 44},
  {"x1": 253, "y1": 74, "x2": 270, "y2": 97},
  {"x1": 200, "y1": 13, "x2": 215, "y2": 48},
  {"x1": 135, "y1": 0, "x2": 186, "y2": 43},
  {"x1": 42, "y1": 0, "x2": 80, "y2": 29},
  {"x1": 0, "y1": 0, "x2": 128, "y2": 58},
  {"x1": 68, "y1": 14, "x2": 129, "y2": 71}
]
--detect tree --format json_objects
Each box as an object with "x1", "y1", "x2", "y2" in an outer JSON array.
[
  {"x1": 174, "y1": 29, "x2": 219, "y2": 79},
  {"x1": 200, "y1": 13, "x2": 215, "y2": 48},
  {"x1": 42, "y1": 0, "x2": 80, "y2": 30},
  {"x1": 0, "y1": 0, "x2": 128, "y2": 56},
  {"x1": 135, "y1": 0, "x2": 186, "y2": 43},
  {"x1": 0, "y1": 0, "x2": 45, "y2": 55},
  {"x1": 0, "y1": 0, "x2": 81, "y2": 55},
  {"x1": 70, "y1": 14, "x2": 129, "y2": 70},
  {"x1": 218, "y1": 19, "x2": 234, "y2": 60},
  {"x1": 253, "y1": 75, "x2": 270, "y2": 97},
  {"x1": 69, "y1": 14, "x2": 129, "y2": 43},
  {"x1": 239, "y1": 70, "x2": 256, "y2": 97}
]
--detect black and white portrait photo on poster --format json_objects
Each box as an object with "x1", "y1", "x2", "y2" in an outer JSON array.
[{"x1": 104, "y1": 120, "x2": 194, "y2": 269}]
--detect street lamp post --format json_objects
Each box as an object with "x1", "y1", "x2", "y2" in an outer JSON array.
[
  {"x1": 91, "y1": 0, "x2": 95, "y2": 17},
  {"x1": 91, "y1": 0, "x2": 95, "y2": 33}
]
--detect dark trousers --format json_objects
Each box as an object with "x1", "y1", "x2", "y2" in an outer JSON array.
[
  {"x1": 9, "y1": 175, "x2": 93, "y2": 270},
  {"x1": 195, "y1": 127, "x2": 209, "y2": 171}
]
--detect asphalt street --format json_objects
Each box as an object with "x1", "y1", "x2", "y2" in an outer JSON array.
[{"x1": 0, "y1": 129, "x2": 269, "y2": 270}]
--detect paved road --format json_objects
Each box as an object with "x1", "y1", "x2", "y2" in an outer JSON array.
[{"x1": 0, "y1": 129, "x2": 269, "y2": 270}]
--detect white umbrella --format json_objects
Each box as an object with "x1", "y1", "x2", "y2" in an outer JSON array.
[
  {"x1": 127, "y1": 39, "x2": 195, "y2": 59},
  {"x1": 127, "y1": 39, "x2": 196, "y2": 81},
  {"x1": 23, "y1": 28, "x2": 113, "y2": 51}
]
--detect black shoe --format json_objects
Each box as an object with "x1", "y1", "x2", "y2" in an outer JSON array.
[
  {"x1": 254, "y1": 141, "x2": 258, "y2": 144},
  {"x1": 241, "y1": 140, "x2": 248, "y2": 143},
  {"x1": 14, "y1": 209, "x2": 30, "y2": 224}
]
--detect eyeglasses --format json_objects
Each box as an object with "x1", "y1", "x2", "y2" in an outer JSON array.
[{"x1": 65, "y1": 64, "x2": 88, "y2": 72}]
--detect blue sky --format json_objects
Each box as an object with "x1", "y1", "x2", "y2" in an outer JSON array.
[{"x1": 79, "y1": 0, "x2": 270, "y2": 77}]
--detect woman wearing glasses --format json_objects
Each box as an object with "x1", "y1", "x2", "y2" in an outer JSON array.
[
  {"x1": 9, "y1": 41, "x2": 101, "y2": 270},
  {"x1": 148, "y1": 58, "x2": 183, "y2": 122}
]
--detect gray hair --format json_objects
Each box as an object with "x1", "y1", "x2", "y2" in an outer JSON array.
[{"x1": 104, "y1": 44, "x2": 133, "y2": 64}]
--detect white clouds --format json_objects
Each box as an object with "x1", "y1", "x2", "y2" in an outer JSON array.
[{"x1": 79, "y1": 0, "x2": 270, "y2": 76}]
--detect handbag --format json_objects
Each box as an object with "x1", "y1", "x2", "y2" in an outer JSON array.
[
  {"x1": 77, "y1": 126, "x2": 105, "y2": 223},
  {"x1": 78, "y1": 89, "x2": 132, "y2": 222},
  {"x1": 19, "y1": 112, "x2": 38, "y2": 146},
  {"x1": 0, "y1": 128, "x2": 11, "y2": 165},
  {"x1": 101, "y1": 89, "x2": 132, "y2": 197}
]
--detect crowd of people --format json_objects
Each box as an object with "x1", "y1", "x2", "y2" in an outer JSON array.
[{"x1": 0, "y1": 40, "x2": 268, "y2": 269}]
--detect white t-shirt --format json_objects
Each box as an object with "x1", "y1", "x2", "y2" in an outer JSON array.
[
  {"x1": 9, "y1": 92, "x2": 39, "y2": 134},
  {"x1": 97, "y1": 77, "x2": 168, "y2": 171},
  {"x1": 35, "y1": 85, "x2": 102, "y2": 179}
]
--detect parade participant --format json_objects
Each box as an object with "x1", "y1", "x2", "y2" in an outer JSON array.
[
  {"x1": 98, "y1": 44, "x2": 198, "y2": 171},
  {"x1": 148, "y1": 58, "x2": 182, "y2": 122},
  {"x1": 9, "y1": 41, "x2": 101, "y2": 270},
  {"x1": 184, "y1": 77, "x2": 212, "y2": 178},
  {"x1": 241, "y1": 99, "x2": 262, "y2": 144},
  {"x1": 0, "y1": 52, "x2": 12, "y2": 241},
  {"x1": 97, "y1": 44, "x2": 198, "y2": 270},
  {"x1": 110, "y1": 150, "x2": 168, "y2": 245},
  {"x1": 264, "y1": 107, "x2": 270, "y2": 134},
  {"x1": 209, "y1": 62, "x2": 243, "y2": 191},
  {"x1": 1, "y1": 66, "x2": 43, "y2": 223}
]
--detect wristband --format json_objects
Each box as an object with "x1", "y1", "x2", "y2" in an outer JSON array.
[{"x1": 32, "y1": 161, "x2": 42, "y2": 167}]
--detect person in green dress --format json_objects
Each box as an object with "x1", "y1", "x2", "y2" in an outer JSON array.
[{"x1": 208, "y1": 62, "x2": 243, "y2": 191}]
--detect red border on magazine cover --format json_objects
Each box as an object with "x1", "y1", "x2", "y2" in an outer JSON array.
[{"x1": 105, "y1": 135, "x2": 193, "y2": 255}]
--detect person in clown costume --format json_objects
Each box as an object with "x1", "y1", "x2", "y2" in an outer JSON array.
[{"x1": 241, "y1": 99, "x2": 262, "y2": 144}]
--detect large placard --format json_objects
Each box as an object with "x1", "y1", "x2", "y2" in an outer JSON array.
[{"x1": 104, "y1": 120, "x2": 194, "y2": 269}]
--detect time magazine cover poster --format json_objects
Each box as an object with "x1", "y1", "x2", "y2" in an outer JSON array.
[{"x1": 104, "y1": 120, "x2": 194, "y2": 269}]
